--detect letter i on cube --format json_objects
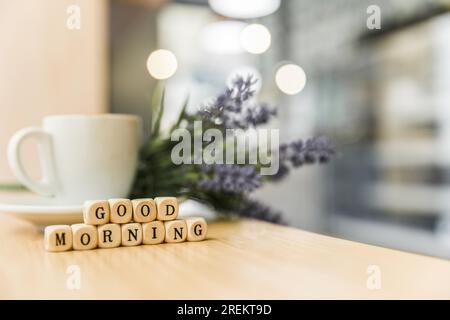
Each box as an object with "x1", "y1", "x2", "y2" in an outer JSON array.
[{"x1": 44, "y1": 197, "x2": 207, "y2": 252}]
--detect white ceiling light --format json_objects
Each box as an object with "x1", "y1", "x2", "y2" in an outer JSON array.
[
  {"x1": 209, "y1": 0, "x2": 281, "y2": 19},
  {"x1": 275, "y1": 64, "x2": 307, "y2": 95},
  {"x1": 200, "y1": 21, "x2": 247, "y2": 55},
  {"x1": 240, "y1": 24, "x2": 271, "y2": 54}
]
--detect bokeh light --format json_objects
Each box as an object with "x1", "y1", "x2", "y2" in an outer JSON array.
[
  {"x1": 240, "y1": 24, "x2": 271, "y2": 54},
  {"x1": 146, "y1": 49, "x2": 178, "y2": 80},
  {"x1": 275, "y1": 64, "x2": 307, "y2": 95}
]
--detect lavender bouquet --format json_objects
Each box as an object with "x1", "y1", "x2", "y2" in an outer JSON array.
[{"x1": 131, "y1": 75, "x2": 335, "y2": 223}]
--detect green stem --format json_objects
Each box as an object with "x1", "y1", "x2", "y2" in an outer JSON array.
[{"x1": 0, "y1": 183, "x2": 26, "y2": 191}]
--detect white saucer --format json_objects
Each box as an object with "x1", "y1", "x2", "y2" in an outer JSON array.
[
  {"x1": 0, "y1": 194, "x2": 216, "y2": 227},
  {"x1": 0, "y1": 195, "x2": 83, "y2": 226}
]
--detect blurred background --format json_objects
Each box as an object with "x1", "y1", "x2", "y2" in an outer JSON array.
[{"x1": 2, "y1": 0, "x2": 450, "y2": 258}]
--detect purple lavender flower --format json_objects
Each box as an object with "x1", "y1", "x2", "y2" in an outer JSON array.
[
  {"x1": 270, "y1": 137, "x2": 335, "y2": 181},
  {"x1": 198, "y1": 75, "x2": 276, "y2": 130},
  {"x1": 228, "y1": 75, "x2": 257, "y2": 108},
  {"x1": 271, "y1": 162, "x2": 290, "y2": 181},
  {"x1": 244, "y1": 102, "x2": 277, "y2": 128},
  {"x1": 134, "y1": 74, "x2": 336, "y2": 223},
  {"x1": 237, "y1": 199, "x2": 284, "y2": 224},
  {"x1": 199, "y1": 75, "x2": 255, "y2": 119},
  {"x1": 198, "y1": 164, "x2": 262, "y2": 193},
  {"x1": 287, "y1": 137, "x2": 335, "y2": 167}
]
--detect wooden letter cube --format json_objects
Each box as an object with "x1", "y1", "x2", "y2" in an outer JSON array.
[
  {"x1": 186, "y1": 217, "x2": 207, "y2": 242},
  {"x1": 71, "y1": 224, "x2": 98, "y2": 250},
  {"x1": 142, "y1": 221, "x2": 165, "y2": 245},
  {"x1": 155, "y1": 197, "x2": 178, "y2": 221},
  {"x1": 44, "y1": 225, "x2": 72, "y2": 252},
  {"x1": 121, "y1": 223, "x2": 143, "y2": 247},
  {"x1": 83, "y1": 200, "x2": 110, "y2": 225},
  {"x1": 97, "y1": 224, "x2": 121, "y2": 249},
  {"x1": 131, "y1": 198, "x2": 157, "y2": 223},
  {"x1": 164, "y1": 220, "x2": 187, "y2": 243},
  {"x1": 109, "y1": 198, "x2": 132, "y2": 224}
]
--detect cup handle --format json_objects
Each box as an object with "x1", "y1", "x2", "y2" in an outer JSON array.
[{"x1": 7, "y1": 127, "x2": 57, "y2": 196}]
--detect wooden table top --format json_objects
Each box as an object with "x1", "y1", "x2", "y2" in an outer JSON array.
[{"x1": 0, "y1": 214, "x2": 449, "y2": 299}]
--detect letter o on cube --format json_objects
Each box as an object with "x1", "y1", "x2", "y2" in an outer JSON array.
[
  {"x1": 72, "y1": 224, "x2": 98, "y2": 250},
  {"x1": 132, "y1": 198, "x2": 157, "y2": 223},
  {"x1": 109, "y1": 199, "x2": 133, "y2": 224}
]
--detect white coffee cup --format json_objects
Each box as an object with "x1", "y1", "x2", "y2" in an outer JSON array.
[{"x1": 7, "y1": 114, "x2": 142, "y2": 203}]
